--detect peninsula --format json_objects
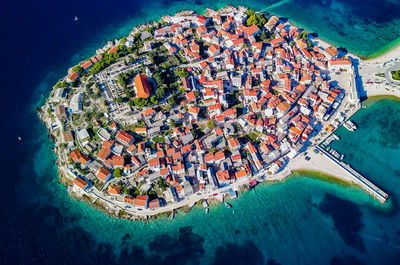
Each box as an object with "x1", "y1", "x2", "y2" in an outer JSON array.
[{"x1": 39, "y1": 6, "x2": 397, "y2": 220}]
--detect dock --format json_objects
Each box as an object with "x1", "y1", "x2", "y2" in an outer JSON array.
[{"x1": 316, "y1": 146, "x2": 388, "y2": 203}]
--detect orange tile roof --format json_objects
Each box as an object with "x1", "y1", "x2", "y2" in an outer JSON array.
[
  {"x1": 73, "y1": 177, "x2": 87, "y2": 189},
  {"x1": 108, "y1": 185, "x2": 121, "y2": 195},
  {"x1": 70, "y1": 149, "x2": 82, "y2": 162},
  {"x1": 214, "y1": 151, "x2": 225, "y2": 161},
  {"x1": 96, "y1": 147, "x2": 111, "y2": 161},
  {"x1": 134, "y1": 74, "x2": 151, "y2": 98},
  {"x1": 135, "y1": 195, "x2": 148, "y2": 207},
  {"x1": 97, "y1": 167, "x2": 110, "y2": 181}
]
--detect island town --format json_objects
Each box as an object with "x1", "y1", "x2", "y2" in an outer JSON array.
[{"x1": 40, "y1": 6, "x2": 389, "y2": 220}]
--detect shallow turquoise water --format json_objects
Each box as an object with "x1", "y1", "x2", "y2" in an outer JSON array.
[
  {"x1": 6, "y1": 1, "x2": 400, "y2": 264},
  {"x1": 20, "y1": 98, "x2": 399, "y2": 264}
]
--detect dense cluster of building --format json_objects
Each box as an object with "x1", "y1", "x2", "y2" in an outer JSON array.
[{"x1": 51, "y1": 7, "x2": 354, "y2": 212}]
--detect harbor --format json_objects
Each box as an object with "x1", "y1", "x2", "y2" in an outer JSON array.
[{"x1": 315, "y1": 146, "x2": 388, "y2": 203}]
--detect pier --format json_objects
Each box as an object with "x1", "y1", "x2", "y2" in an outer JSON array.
[{"x1": 315, "y1": 146, "x2": 388, "y2": 203}]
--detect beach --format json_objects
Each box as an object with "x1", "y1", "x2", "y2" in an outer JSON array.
[{"x1": 357, "y1": 44, "x2": 400, "y2": 99}]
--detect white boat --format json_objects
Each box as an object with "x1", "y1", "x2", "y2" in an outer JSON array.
[
  {"x1": 344, "y1": 120, "x2": 357, "y2": 131},
  {"x1": 205, "y1": 208, "x2": 209, "y2": 214},
  {"x1": 74, "y1": 16, "x2": 79, "y2": 21},
  {"x1": 202, "y1": 200, "x2": 208, "y2": 208},
  {"x1": 225, "y1": 202, "x2": 232, "y2": 208}
]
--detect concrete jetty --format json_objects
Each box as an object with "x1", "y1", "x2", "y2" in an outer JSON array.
[{"x1": 316, "y1": 146, "x2": 388, "y2": 203}]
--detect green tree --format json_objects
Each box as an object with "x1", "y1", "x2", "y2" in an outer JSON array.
[
  {"x1": 152, "y1": 135, "x2": 165, "y2": 143},
  {"x1": 174, "y1": 68, "x2": 189, "y2": 78},
  {"x1": 117, "y1": 74, "x2": 127, "y2": 89},
  {"x1": 55, "y1": 80, "x2": 68, "y2": 88},
  {"x1": 260, "y1": 30, "x2": 267, "y2": 41},
  {"x1": 152, "y1": 71, "x2": 164, "y2": 87},
  {"x1": 156, "y1": 86, "x2": 166, "y2": 99},
  {"x1": 113, "y1": 168, "x2": 122, "y2": 178},
  {"x1": 150, "y1": 96, "x2": 158, "y2": 105},
  {"x1": 207, "y1": 120, "x2": 217, "y2": 129},
  {"x1": 122, "y1": 187, "x2": 131, "y2": 194},
  {"x1": 167, "y1": 94, "x2": 178, "y2": 106},
  {"x1": 158, "y1": 177, "x2": 166, "y2": 191},
  {"x1": 116, "y1": 97, "x2": 123, "y2": 103},
  {"x1": 72, "y1": 65, "x2": 83, "y2": 74}
]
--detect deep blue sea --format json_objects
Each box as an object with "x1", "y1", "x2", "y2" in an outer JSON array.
[{"x1": 1, "y1": 0, "x2": 400, "y2": 264}]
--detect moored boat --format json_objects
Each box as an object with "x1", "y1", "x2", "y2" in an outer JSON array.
[
  {"x1": 225, "y1": 202, "x2": 232, "y2": 208},
  {"x1": 344, "y1": 120, "x2": 357, "y2": 131}
]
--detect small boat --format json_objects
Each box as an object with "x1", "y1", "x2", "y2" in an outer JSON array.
[
  {"x1": 74, "y1": 16, "x2": 79, "y2": 21},
  {"x1": 205, "y1": 208, "x2": 209, "y2": 214},
  {"x1": 340, "y1": 154, "x2": 345, "y2": 160},
  {"x1": 225, "y1": 202, "x2": 232, "y2": 208},
  {"x1": 344, "y1": 120, "x2": 357, "y2": 131},
  {"x1": 17, "y1": 136, "x2": 22, "y2": 141},
  {"x1": 202, "y1": 200, "x2": 209, "y2": 208}
]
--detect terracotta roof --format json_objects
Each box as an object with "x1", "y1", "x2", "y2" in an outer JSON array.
[
  {"x1": 108, "y1": 185, "x2": 121, "y2": 195},
  {"x1": 97, "y1": 167, "x2": 110, "y2": 181},
  {"x1": 134, "y1": 74, "x2": 151, "y2": 98},
  {"x1": 96, "y1": 147, "x2": 111, "y2": 161},
  {"x1": 73, "y1": 177, "x2": 87, "y2": 189},
  {"x1": 135, "y1": 195, "x2": 149, "y2": 207}
]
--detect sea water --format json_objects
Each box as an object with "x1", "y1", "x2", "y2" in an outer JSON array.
[{"x1": 2, "y1": 0, "x2": 400, "y2": 264}]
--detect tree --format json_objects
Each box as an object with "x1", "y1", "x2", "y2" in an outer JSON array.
[
  {"x1": 246, "y1": 12, "x2": 268, "y2": 28},
  {"x1": 260, "y1": 30, "x2": 267, "y2": 41},
  {"x1": 156, "y1": 86, "x2": 166, "y2": 99},
  {"x1": 122, "y1": 187, "x2": 131, "y2": 194},
  {"x1": 117, "y1": 74, "x2": 127, "y2": 89},
  {"x1": 207, "y1": 120, "x2": 217, "y2": 129},
  {"x1": 152, "y1": 71, "x2": 164, "y2": 87},
  {"x1": 113, "y1": 168, "x2": 122, "y2": 178},
  {"x1": 72, "y1": 65, "x2": 83, "y2": 74},
  {"x1": 158, "y1": 177, "x2": 166, "y2": 191},
  {"x1": 297, "y1": 31, "x2": 308, "y2": 40},
  {"x1": 55, "y1": 80, "x2": 68, "y2": 88},
  {"x1": 174, "y1": 68, "x2": 189, "y2": 78},
  {"x1": 116, "y1": 97, "x2": 123, "y2": 103},
  {"x1": 167, "y1": 94, "x2": 178, "y2": 106},
  {"x1": 152, "y1": 135, "x2": 165, "y2": 143},
  {"x1": 150, "y1": 96, "x2": 158, "y2": 105},
  {"x1": 246, "y1": 9, "x2": 255, "y2": 17}
]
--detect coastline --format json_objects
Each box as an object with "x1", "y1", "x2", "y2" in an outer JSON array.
[
  {"x1": 361, "y1": 37, "x2": 400, "y2": 61},
  {"x1": 39, "y1": 5, "x2": 397, "y2": 221}
]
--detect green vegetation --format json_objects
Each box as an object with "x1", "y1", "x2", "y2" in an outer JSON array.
[
  {"x1": 375, "y1": 73, "x2": 385, "y2": 78},
  {"x1": 391, "y1": 70, "x2": 400, "y2": 81},
  {"x1": 247, "y1": 131, "x2": 259, "y2": 142},
  {"x1": 152, "y1": 135, "x2": 165, "y2": 143},
  {"x1": 259, "y1": 30, "x2": 267, "y2": 41},
  {"x1": 174, "y1": 68, "x2": 189, "y2": 78},
  {"x1": 129, "y1": 96, "x2": 158, "y2": 108},
  {"x1": 167, "y1": 93, "x2": 179, "y2": 106},
  {"x1": 113, "y1": 168, "x2": 122, "y2": 178},
  {"x1": 90, "y1": 52, "x2": 120, "y2": 74},
  {"x1": 297, "y1": 31, "x2": 308, "y2": 40},
  {"x1": 158, "y1": 177, "x2": 168, "y2": 191},
  {"x1": 72, "y1": 65, "x2": 83, "y2": 74},
  {"x1": 246, "y1": 10, "x2": 268, "y2": 28},
  {"x1": 207, "y1": 120, "x2": 217, "y2": 129},
  {"x1": 54, "y1": 80, "x2": 68, "y2": 88}
]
